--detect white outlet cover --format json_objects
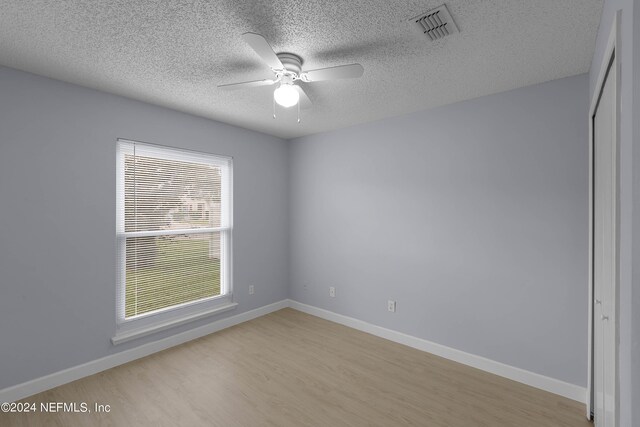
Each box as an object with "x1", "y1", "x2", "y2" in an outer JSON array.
[
  {"x1": 329, "y1": 287, "x2": 336, "y2": 297},
  {"x1": 249, "y1": 285, "x2": 255, "y2": 295},
  {"x1": 388, "y1": 300, "x2": 396, "y2": 312}
]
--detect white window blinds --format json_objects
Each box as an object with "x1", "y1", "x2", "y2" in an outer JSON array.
[{"x1": 116, "y1": 140, "x2": 232, "y2": 321}]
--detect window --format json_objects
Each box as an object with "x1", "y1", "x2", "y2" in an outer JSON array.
[{"x1": 116, "y1": 140, "x2": 232, "y2": 326}]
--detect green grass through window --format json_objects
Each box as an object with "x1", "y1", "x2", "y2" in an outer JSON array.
[{"x1": 125, "y1": 238, "x2": 221, "y2": 317}]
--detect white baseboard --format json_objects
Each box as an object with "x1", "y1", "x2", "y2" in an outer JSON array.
[
  {"x1": 288, "y1": 300, "x2": 587, "y2": 404},
  {"x1": 0, "y1": 300, "x2": 289, "y2": 404},
  {"x1": 1, "y1": 298, "x2": 586, "y2": 405}
]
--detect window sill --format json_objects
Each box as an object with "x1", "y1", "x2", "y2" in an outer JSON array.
[{"x1": 111, "y1": 302, "x2": 238, "y2": 345}]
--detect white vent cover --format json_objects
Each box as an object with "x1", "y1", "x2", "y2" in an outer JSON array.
[{"x1": 409, "y1": 4, "x2": 459, "y2": 41}]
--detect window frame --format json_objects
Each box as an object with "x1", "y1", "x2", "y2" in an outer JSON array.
[{"x1": 115, "y1": 139, "x2": 234, "y2": 335}]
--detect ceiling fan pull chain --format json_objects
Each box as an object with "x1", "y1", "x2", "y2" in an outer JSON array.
[
  {"x1": 297, "y1": 101, "x2": 301, "y2": 124},
  {"x1": 273, "y1": 95, "x2": 276, "y2": 119}
]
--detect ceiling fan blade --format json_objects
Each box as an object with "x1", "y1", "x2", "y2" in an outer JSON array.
[
  {"x1": 295, "y1": 85, "x2": 312, "y2": 109},
  {"x1": 303, "y1": 64, "x2": 364, "y2": 82},
  {"x1": 241, "y1": 32, "x2": 284, "y2": 70},
  {"x1": 218, "y1": 79, "x2": 276, "y2": 90}
]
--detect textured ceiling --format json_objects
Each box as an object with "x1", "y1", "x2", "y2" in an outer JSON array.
[{"x1": 0, "y1": 0, "x2": 602, "y2": 139}]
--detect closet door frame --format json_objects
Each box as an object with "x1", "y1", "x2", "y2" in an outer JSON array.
[{"x1": 587, "y1": 9, "x2": 621, "y2": 423}]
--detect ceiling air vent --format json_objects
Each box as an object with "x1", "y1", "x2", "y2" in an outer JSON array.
[{"x1": 409, "y1": 4, "x2": 459, "y2": 41}]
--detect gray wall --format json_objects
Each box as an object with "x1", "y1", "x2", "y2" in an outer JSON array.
[
  {"x1": 289, "y1": 74, "x2": 589, "y2": 386},
  {"x1": 590, "y1": 1, "x2": 639, "y2": 425},
  {"x1": 0, "y1": 65, "x2": 289, "y2": 389}
]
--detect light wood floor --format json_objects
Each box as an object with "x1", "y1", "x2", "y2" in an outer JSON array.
[{"x1": 2, "y1": 308, "x2": 591, "y2": 426}]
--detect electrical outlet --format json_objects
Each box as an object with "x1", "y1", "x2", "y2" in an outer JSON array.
[
  {"x1": 329, "y1": 287, "x2": 336, "y2": 297},
  {"x1": 388, "y1": 300, "x2": 396, "y2": 312},
  {"x1": 249, "y1": 285, "x2": 255, "y2": 295}
]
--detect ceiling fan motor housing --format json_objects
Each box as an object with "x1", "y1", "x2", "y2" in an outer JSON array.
[{"x1": 276, "y1": 53, "x2": 303, "y2": 76}]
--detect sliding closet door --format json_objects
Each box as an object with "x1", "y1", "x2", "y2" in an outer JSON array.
[{"x1": 592, "y1": 47, "x2": 617, "y2": 427}]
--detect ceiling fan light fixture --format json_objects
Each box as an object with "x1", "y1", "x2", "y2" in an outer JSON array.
[
  {"x1": 218, "y1": 33, "x2": 364, "y2": 117},
  {"x1": 274, "y1": 83, "x2": 299, "y2": 108}
]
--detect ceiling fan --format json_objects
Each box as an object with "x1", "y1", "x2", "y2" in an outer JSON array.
[{"x1": 218, "y1": 33, "x2": 364, "y2": 121}]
